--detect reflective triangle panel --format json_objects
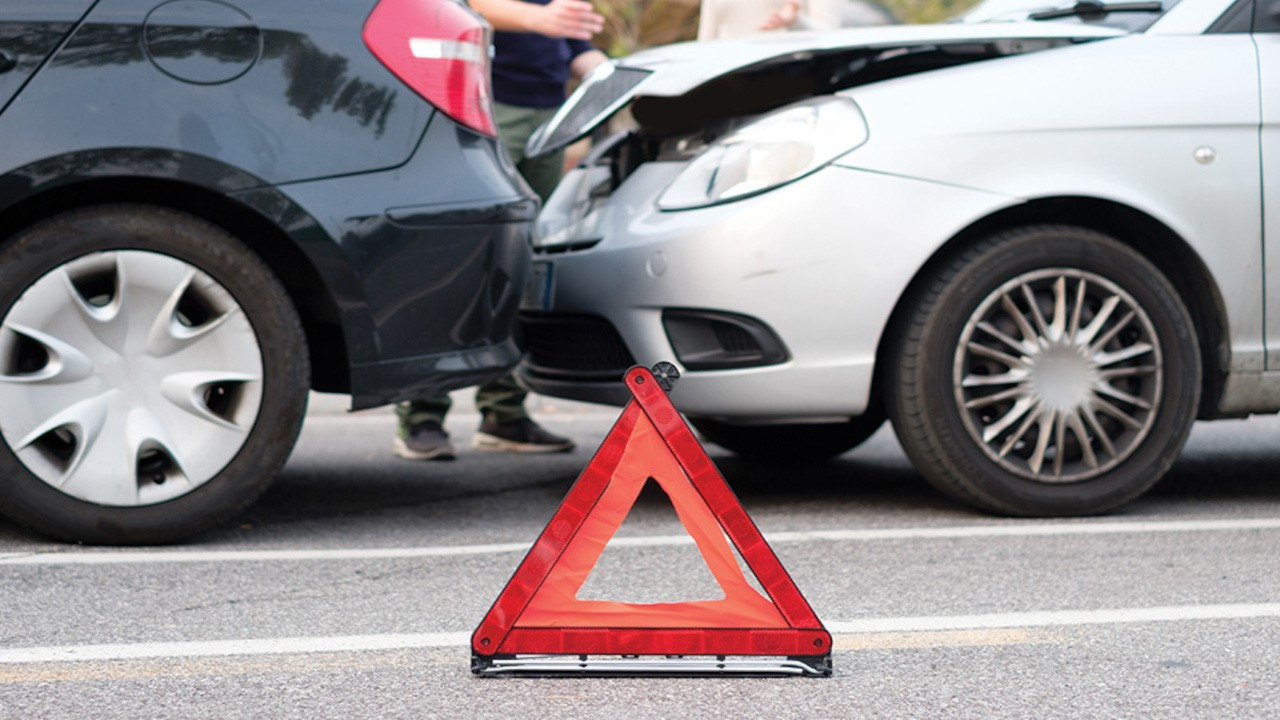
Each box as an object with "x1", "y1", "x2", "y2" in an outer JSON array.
[{"x1": 472, "y1": 366, "x2": 831, "y2": 660}]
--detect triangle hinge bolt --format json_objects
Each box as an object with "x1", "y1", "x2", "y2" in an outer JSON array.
[{"x1": 651, "y1": 361, "x2": 680, "y2": 392}]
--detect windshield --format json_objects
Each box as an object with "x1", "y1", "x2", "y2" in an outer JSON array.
[{"x1": 956, "y1": 0, "x2": 1180, "y2": 31}]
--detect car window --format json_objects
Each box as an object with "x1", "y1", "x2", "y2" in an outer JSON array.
[
  {"x1": 1258, "y1": 0, "x2": 1280, "y2": 29},
  {"x1": 1208, "y1": 0, "x2": 1256, "y2": 32}
]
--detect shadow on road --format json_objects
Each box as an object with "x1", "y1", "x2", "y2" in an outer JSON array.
[
  {"x1": 0, "y1": 416, "x2": 1277, "y2": 545},
  {"x1": 244, "y1": 417, "x2": 1280, "y2": 532}
]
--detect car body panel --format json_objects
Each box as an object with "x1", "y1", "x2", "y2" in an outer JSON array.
[
  {"x1": 231, "y1": 113, "x2": 535, "y2": 407},
  {"x1": 833, "y1": 34, "x2": 1266, "y2": 371},
  {"x1": 0, "y1": 147, "x2": 265, "y2": 198},
  {"x1": 0, "y1": 1, "x2": 97, "y2": 112},
  {"x1": 516, "y1": 0, "x2": 1280, "y2": 517},
  {"x1": 1, "y1": 0, "x2": 429, "y2": 188},
  {"x1": 0, "y1": 0, "x2": 536, "y2": 541},
  {"x1": 520, "y1": 0, "x2": 1276, "y2": 421},
  {"x1": 530, "y1": 22, "x2": 1126, "y2": 155},
  {"x1": 619, "y1": 22, "x2": 1125, "y2": 93},
  {"x1": 1258, "y1": 35, "x2": 1280, "y2": 367},
  {"x1": 529, "y1": 162, "x2": 1017, "y2": 415},
  {"x1": 0, "y1": 0, "x2": 536, "y2": 410}
]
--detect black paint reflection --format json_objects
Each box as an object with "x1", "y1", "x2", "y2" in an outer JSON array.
[
  {"x1": 0, "y1": 22, "x2": 75, "y2": 106},
  {"x1": 50, "y1": 23, "x2": 398, "y2": 135},
  {"x1": 276, "y1": 35, "x2": 396, "y2": 134},
  {"x1": 0, "y1": 23, "x2": 73, "y2": 63},
  {"x1": 0, "y1": 147, "x2": 262, "y2": 197}
]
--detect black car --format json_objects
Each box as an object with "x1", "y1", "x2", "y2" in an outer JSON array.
[{"x1": 0, "y1": 0, "x2": 535, "y2": 544}]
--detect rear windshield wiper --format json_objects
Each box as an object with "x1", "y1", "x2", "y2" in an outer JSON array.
[{"x1": 1028, "y1": 0, "x2": 1164, "y2": 20}]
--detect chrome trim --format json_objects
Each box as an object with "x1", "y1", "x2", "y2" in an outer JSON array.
[{"x1": 473, "y1": 654, "x2": 831, "y2": 676}]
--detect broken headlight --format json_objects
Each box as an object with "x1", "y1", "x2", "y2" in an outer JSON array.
[{"x1": 656, "y1": 96, "x2": 868, "y2": 211}]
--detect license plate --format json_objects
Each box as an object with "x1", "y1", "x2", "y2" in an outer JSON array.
[{"x1": 523, "y1": 261, "x2": 555, "y2": 311}]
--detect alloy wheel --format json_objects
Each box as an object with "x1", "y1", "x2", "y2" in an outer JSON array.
[{"x1": 953, "y1": 268, "x2": 1162, "y2": 483}]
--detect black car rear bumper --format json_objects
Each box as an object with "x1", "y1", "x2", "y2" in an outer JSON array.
[{"x1": 236, "y1": 117, "x2": 538, "y2": 409}]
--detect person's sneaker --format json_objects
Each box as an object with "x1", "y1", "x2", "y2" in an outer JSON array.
[
  {"x1": 393, "y1": 421, "x2": 457, "y2": 460},
  {"x1": 472, "y1": 417, "x2": 575, "y2": 453}
]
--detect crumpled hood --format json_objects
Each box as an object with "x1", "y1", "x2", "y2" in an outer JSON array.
[
  {"x1": 527, "y1": 21, "x2": 1126, "y2": 156},
  {"x1": 618, "y1": 21, "x2": 1123, "y2": 95}
]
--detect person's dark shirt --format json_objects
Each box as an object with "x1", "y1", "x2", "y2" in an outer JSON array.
[{"x1": 491, "y1": 0, "x2": 595, "y2": 109}]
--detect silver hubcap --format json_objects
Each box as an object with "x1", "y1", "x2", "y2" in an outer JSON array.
[
  {"x1": 0, "y1": 251, "x2": 263, "y2": 506},
  {"x1": 954, "y1": 269, "x2": 1162, "y2": 483}
]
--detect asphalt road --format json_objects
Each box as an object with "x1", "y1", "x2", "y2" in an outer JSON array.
[{"x1": 1, "y1": 392, "x2": 1278, "y2": 719}]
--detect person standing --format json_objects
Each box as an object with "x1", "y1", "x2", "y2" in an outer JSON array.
[{"x1": 393, "y1": 0, "x2": 608, "y2": 461}]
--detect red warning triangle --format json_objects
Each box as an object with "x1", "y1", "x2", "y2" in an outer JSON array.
[{"x1": 472, "y1": 365, "x2": 831, "y2": 669}]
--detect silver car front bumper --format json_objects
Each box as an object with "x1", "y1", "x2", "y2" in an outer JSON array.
[{"x1": 520, "y1": 159, "x2": 1015, "y2": 420}]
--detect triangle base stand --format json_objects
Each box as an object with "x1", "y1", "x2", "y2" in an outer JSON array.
[{"x1": 472, "y1": 653, "x2": 832, "y2": 677}]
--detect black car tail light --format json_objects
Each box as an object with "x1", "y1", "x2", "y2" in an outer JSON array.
[
  {"x1": 662, "y1": 309, "x2": 789, "y2": 371},
  {"x1": 363, "y1": 0, "x2": 496, "y2": 136}
]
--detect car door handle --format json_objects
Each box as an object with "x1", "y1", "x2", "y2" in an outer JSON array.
[{"x1": 0, "y1": 50, "x2": 16, "y2": 74}]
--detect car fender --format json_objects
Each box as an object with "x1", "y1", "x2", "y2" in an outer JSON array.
[
  {"x1": 834, "y1": 34, "x2": 1262, "y2": 365},
  {"x1": 0, "y1": 146, "x2": 363, "y2": 369}
]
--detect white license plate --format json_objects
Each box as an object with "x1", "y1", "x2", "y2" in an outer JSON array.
[{"x1": 523, "y1": 261, "x2": 555, "y2": 311}]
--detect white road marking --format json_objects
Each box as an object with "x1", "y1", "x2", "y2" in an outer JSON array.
[
  {"x1": 301, "y1": 411, "x2": 612, "y2": 424},
  {"x1": 3, "y1": 517, "x2": 1280, "y2": 566},
  {"x1": 2, "y1": 603, "x2": 1278, "y2": 665},
  {"x1": 0, "y1": 542, "x2": 535, "y2": 565},
  {"x1": 824, "y1": 603, "x2": 1280, "y2": 633},
  {"x1": 833, "y1": 628, "x2": 1047, "y2": 650},
  {"x1": 0, "y1": 633, "x2": 471, "y2": 664}
]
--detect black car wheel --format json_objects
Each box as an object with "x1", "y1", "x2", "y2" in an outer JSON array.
[
  {"x1": 691, "y1": 413, "x2": 885, "y2": 462},
  {"x1": 0, "y1": 205, "x2": 309, "y2": 544},
  {"x1": 887, "y1": 225, "x2": 1200, "y2": 516}
]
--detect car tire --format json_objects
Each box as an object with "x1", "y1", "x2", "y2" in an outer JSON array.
[
  {"x1": 887, "y1": 225, "x2": 1200, "y2": 516},
  {"x1": 690, "y1": 414, "x2": 885, "y2": 462},
  {"x1": 0, "y1": 204, "x2": 310, "y2": 544}
]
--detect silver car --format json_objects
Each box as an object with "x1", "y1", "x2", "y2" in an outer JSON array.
[{"x1": 517, "y1": 0, "x2": 1279, "y2": 516}]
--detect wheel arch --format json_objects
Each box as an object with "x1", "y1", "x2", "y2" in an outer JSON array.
[
  {"x1": 876, "y1": 195, "x2": 1229, "y2": 419},
  {"x1": 0, "y1": 174, "x2": 351, "y2": 394}
]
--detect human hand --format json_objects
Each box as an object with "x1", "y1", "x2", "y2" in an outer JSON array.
[
  {"x1": 758, "y1": 0, "x2": 801, "y2": 30},
  {"x1": 532, "y1": 0, "x2": 605, "y2": 40}
]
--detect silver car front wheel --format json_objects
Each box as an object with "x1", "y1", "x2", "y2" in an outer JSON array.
[
  {"x1": 955, "y1": 268, "x2": 1162, "y2": 483},
  {"x1": 888, "y1": 225, "x2": 1200, "y2": 516}
]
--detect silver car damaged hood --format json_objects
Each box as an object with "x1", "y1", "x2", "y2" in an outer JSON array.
[{"x1": 527, "y1": 21, "x2": 1126, "y2": 156}]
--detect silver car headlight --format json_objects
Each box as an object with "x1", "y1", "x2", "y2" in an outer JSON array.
[{"x1": 656, "y1": 96, "x2": 868, "y2": 211}]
